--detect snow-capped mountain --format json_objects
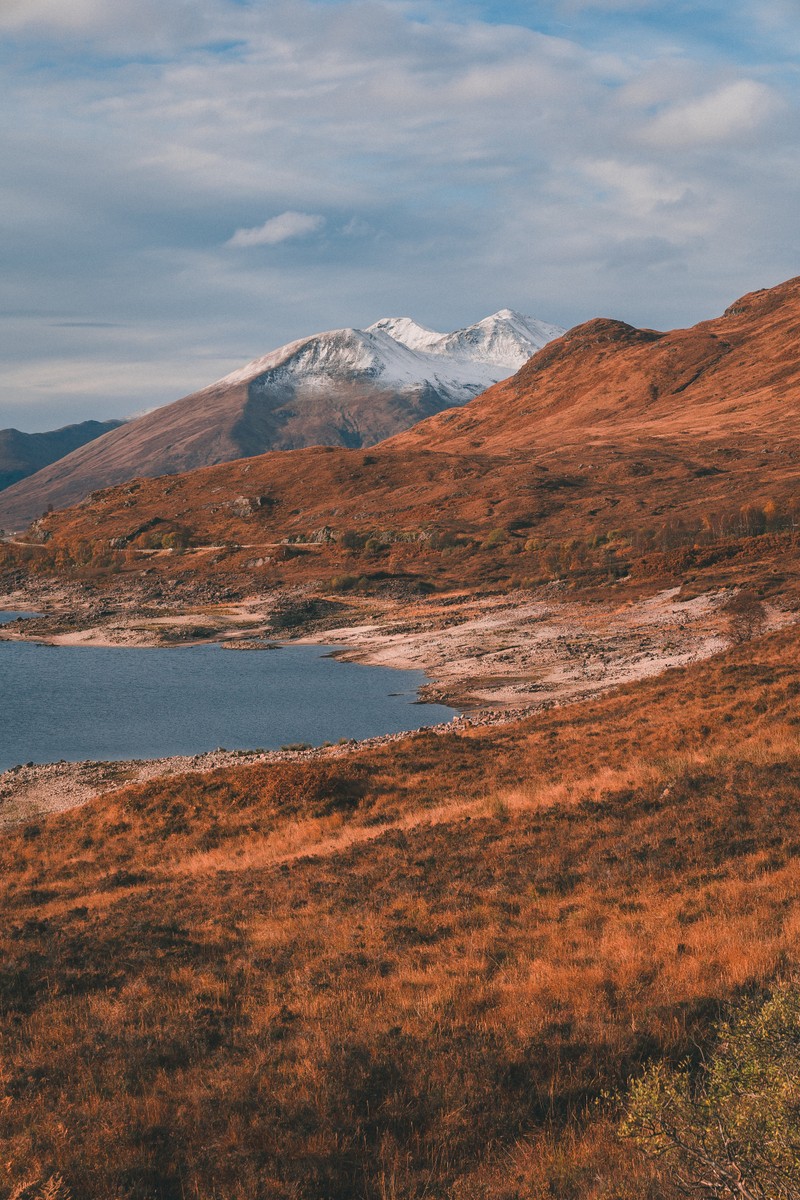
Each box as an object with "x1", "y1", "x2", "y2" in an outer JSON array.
[
  {"x1": 218, "y1": 309, "x2": 563, "y2": 403},
  {"x1": 0, "y1": 310, "x2": 564, "y2": 529},
  {"x1": 372, "y1": 310, "x2": 564, "y2": 367}
]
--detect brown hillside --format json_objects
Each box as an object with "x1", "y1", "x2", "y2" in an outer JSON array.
[
  {"x1": 391, "y1": 277, "x2": 800, "y2": 453},
  {"x1": 3, "y1": 623, "x2": 800, "y2": 1197},
  {"x1": 10, "y1": 277, "x2": 800, "y2": 600},
  {"x1": 0, "y1": 309, "x2": 555, "y2": 533},
  {"x1": 0, "y1": 376, "x2": 465, "y2": 532},
  {"x1": 0, "y1": 379, "x2": 250, "y2": 530}
]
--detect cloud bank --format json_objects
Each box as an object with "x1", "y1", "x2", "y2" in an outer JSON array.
[
  {"x1": 644, "y1": 81, "x2": 780, "y2": 147},
  {"x1": 0, "y1": 0, "x2": 798, "y2": 428}
]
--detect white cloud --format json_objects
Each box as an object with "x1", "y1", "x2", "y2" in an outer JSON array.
[
  {"x1": 226, "y1": 212, "x2": 326, "y2": 248},
  {"x1": 0, "y1": 0, "x2": 221, "y2": 50},
  {"x1": 643, "y1": 80, "x2": 779, "y2": 147},
  {"x1": 1, "y1": 1, "x2": 799, "y2": 428},
  {"x1": 583, "y1": 160, "x2": 690, "y2": 217},
  {"x1": 0, "y1": 0, "x2": 104, "y2": 32}
]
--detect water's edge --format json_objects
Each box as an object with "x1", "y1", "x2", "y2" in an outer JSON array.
[{"x1": 0, "y1": 611, "x2": 458, "y2": 771}]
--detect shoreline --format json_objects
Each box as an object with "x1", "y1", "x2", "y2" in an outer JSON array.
[
  {"x1": 1, "y1": 584, "x2": 795, "y2": 826},
  {"x1": 0, "y1": 605, "x2": 469, "y2": 826},
  {"x1": 0, "y1": 708, "x2": 509, "y2": 830},
  {"x1": 0, "y1": 580, "x2": 764, "y2": 711}
]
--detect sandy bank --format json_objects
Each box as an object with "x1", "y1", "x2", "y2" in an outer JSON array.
[{"x1": 299, "y1": 586, "x2": 792, "y2": 708}]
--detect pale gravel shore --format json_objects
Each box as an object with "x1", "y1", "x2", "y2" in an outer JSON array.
[
  {"x1": 0, "y1": 599, "x2": 269, "y2": 649},
  {"x1": 298, "y1": 586, "x2": 794, "y2": 707}
]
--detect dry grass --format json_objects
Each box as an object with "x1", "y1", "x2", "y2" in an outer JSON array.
[
  {"x1": 8, "y1": 278, "x2": 800, "y2": 606},
  {"x1": 3, "y1": 626, "x2": 800, "y2": 1197}
]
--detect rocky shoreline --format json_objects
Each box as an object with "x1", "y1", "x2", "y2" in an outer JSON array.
[
  {"x1": 1, "y1": 580, "x2": 794, "y2": 827},
  {"x1": 0, "y1": 707, "x2": 531, "y2": 829}
]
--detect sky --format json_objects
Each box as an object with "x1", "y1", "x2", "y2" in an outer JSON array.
[{"x1": 1, "y1": 0, "x2": 798, "y2": 430}]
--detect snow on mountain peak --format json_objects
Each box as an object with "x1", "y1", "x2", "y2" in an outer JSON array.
[
  {"x1": 367, "y1": 317, "x2": 444, "y2": 353},
  {"x1": 436, "y1": 310, "x2": 565, "y2": 370},
  {"x1": 216, "y1": 309, "x2": 565, "y2": 399}
]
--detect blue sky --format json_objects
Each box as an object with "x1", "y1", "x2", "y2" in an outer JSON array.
[{"x1": 1, "y1": 0, "x2": 798, "y2": 429}]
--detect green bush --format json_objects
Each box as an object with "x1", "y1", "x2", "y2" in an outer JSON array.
[
  {"x1": 621, "y1": 982, "x2": 800, "y2": 1198},
  {"x1": 329, "y1": 574, "x2": 360, "y2": 592}
]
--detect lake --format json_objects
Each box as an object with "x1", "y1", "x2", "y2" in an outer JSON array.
[{"x1": 0, "y1": 612, "x2": 457, "y2": 771}]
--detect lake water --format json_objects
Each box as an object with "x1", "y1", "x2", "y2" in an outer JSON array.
[{"x1": 0, "y1": 612, "x2": 457, "y2": 771}]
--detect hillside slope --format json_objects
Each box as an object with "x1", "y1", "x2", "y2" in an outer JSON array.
[
  {"x1": 14, "y1": 277, "x2": 800, "y2": 602},
  {"x1": 0, "y1": 419, "x2": 123, "y2": 498},
  {"x1": 0, "y1": 311, "x2": 561, "y2": 530},
  {"x1": 390, "y1": 278, "x2": 800, "y2": 455},
  {"x1": 2, "y1": 622, "x2": 800, "y2": 1198}
]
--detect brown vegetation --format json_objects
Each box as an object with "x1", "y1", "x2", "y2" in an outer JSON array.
[
  {"x1": 3, "y1": 277, "x2": 800, "y2": 1197},
  {"x1": 3, "y1": 278, "x2": 800, "y2": 608},
  {"x1": 3, "y1": 623, "x2": 800, "y2": 1197}
]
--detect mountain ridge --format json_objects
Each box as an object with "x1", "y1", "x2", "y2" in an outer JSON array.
[
  {"x1": 0, "y1": 310, "x2": 561, "y2": 530},
  {"x1": 19, "y1": 275, "x2": 800, "y2": 589},
  {"x1": 0, "y1": 419, "x2": 124, "y2": 499},
  {"x1": 386, "y1": 277, "x2": 800, "y2": 456}
]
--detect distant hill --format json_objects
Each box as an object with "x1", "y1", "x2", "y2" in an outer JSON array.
[
  {"x1": 28, "y1": 276, "x2": 800, "y2": 557},
  {"x1": 0, "y1": 310, "x2": 562, "y2": 530},
  {"x1": 0, "y1": 419, "x2": 123, "y2": 498}
]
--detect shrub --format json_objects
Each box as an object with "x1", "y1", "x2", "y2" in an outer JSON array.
[
  {"x1": 621, "y1": 982, "x2": 800, "y2": 1199},
  {"x1": 329, "y1": 573, "x2": 360, "y2": 592},
  {"x1": 340, "y1": 530, "x2": 365, "y2": 551},
  {"x1": 722, "y1": 589, "x2": 767, "y2": 644}
]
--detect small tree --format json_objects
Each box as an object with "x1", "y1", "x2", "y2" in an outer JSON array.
[
  {"x1": 621, "y1": 983, "x2": 800, "y2": 1199},
  {"x1": 722, "y1": 589, "x2": 767, "y2": 645}
]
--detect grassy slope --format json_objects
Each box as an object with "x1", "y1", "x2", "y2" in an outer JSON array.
[
  {"x1": 3, "y1": 624, "x2": 800, "y2": 1198},
  {"x1": 5, "y1": 278, "x2": 800, "y2": 602},
  {"x1": 4, "y1": 278, "x2": 800, "y2": 1198}
]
